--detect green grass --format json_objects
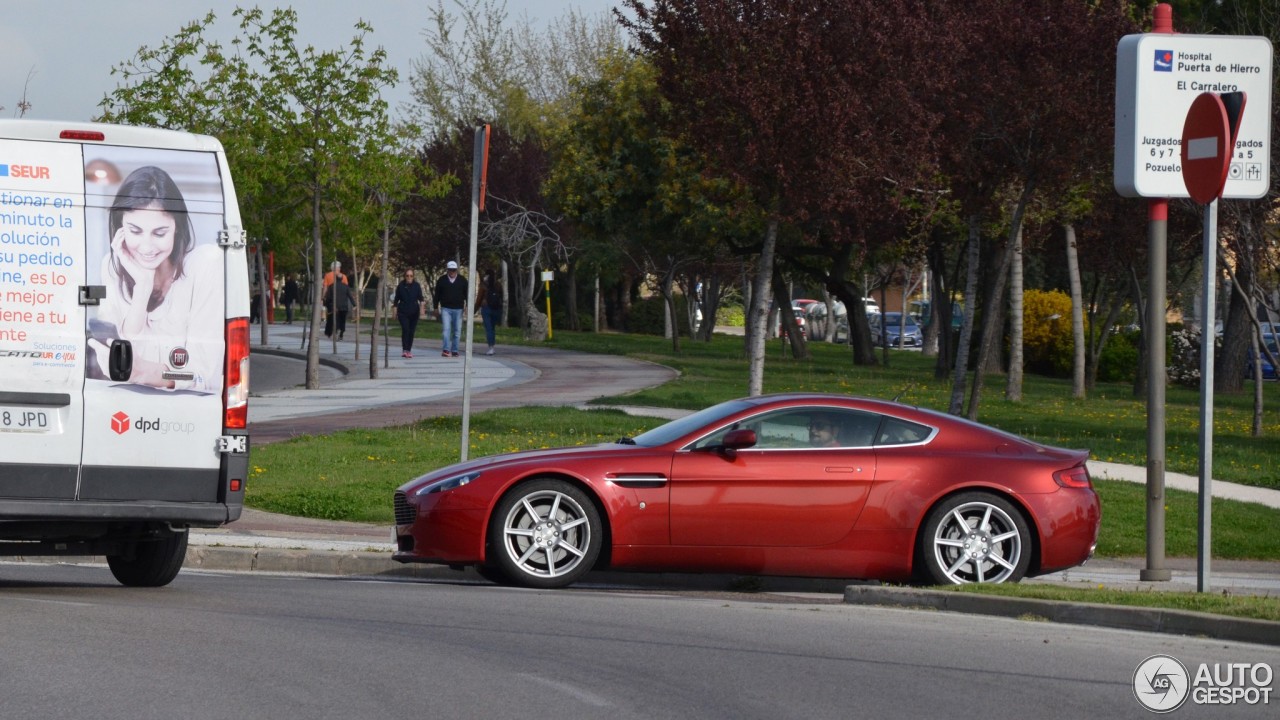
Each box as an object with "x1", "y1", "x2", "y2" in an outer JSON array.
[
  {"x1": 942, "y1": 582, "x2": 1280, "y2": 622},
  {"x1": 250, "y1": 407, "x2": 664, "y2": 522}
]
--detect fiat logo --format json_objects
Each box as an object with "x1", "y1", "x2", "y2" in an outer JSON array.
[{"x1": 169, "y1": 347, "x2": 189, "y2": 368}]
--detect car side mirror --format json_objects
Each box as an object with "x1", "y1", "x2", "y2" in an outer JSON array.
[{"x1": 720, "y1": 428, "x2": 757, "y2": 455}]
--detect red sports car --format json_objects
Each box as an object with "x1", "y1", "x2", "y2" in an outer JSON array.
[{"x1": 393, "y1": 394, "x2": 1099, "y2": 588}]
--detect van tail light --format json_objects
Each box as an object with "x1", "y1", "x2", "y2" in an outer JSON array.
[
  {"x1": 224, "y1": 318, "x2": 250, "y2": 429},
  {"x1": 1054, "y1": 464, "x2": 1092, "y2": 489},
  {"x1": 60, "y1": 130, "x2": 105, "y2": 141}
]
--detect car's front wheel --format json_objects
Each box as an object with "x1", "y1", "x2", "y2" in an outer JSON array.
[
  {"x1": 489, "y1": 479, "x2": 601, "y2": 589},
  {"x1": 919, "y1": 492, "x2": 1030, "y2": 584}
]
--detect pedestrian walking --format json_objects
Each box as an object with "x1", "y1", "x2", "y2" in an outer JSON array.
[
  {"x1": 393, "y1": 268, "x2": 425, "y2": 357},
  {"x1": 323, "y1": 274, "x2": 357, "y2": 340},
  {"x1": 281, "y1": 274, "x2": 299, "y2": 324},
  {"x1": 434, "y1": 260, "x2": 468, "y2": 357},
  {"x1": 478, "y1": 270, "x2": 502, "y2": 355}
]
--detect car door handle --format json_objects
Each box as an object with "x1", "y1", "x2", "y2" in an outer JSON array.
[{"x1": 825, "y1": 467, "x2": 862, "y2": 473}]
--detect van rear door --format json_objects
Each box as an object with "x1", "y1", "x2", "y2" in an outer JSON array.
[
  {"x1": 78, "y1": 146, "x2": 228, "y2": 504},
  {"x1": 0, "y1": 139, "x2": 88, "y2": 501}
]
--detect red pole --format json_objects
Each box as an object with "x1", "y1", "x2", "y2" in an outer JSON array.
[
  {"x1": 1141, "y1": 3, "x2": 1175, "y2": 583},
  {"x1": 267, "y1": 251, "x2": 276, "y2": 324}
]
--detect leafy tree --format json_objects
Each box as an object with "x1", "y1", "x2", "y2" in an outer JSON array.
[
  {"x1": 546, "y1": 51, "x2": 759, "y2": 352},
  {"x1": 624, "y1": 0, "x2": 944, "y2": 393},
  {"x1": 99, "y1": 8, "x2": 405, "y2": 388}
]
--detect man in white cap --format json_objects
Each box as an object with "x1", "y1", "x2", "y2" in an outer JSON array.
[{"x1": 434, "y1": 260, "x2": 468, "y2": 357}]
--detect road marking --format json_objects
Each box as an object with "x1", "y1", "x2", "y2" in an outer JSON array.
[{"x1": 518, "y1": 673, "x2": 612, "y2": 707}]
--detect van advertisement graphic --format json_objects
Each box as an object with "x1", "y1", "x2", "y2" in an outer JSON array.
[
  {"x1": 83, "y1": 146, "x2": 225, "y2": 396},
  {"x1": 0, "y1": 140, "x2": 86, "y2": 386}
]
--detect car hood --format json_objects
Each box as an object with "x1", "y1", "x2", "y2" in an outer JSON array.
[{"x1": 397, "y1": 442, "x2": 647, "y2": 492}]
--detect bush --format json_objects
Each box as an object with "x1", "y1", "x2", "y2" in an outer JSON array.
[
  {"x1": 1023, "y1": 289, "x2": 1074, "y2": 377},
  {"x1": 1168, "y1": 325, "x2": 1217, "y2": 389},
  {"x1": 1097, "y1": 330, "x2": 1140, "y2": 383},
  {"x1": 717, "y1": 303, "x2": 745, "y2": 327},
  {"x1": 627, "y1": 295, "x2": 690, "y2": 336}
]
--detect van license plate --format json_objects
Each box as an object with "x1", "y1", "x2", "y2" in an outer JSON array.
[{"x1": 0, "y1": 407, "x2": 53, "y2": 433}]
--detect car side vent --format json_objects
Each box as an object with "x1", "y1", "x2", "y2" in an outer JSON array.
[{"x1": 393, "y1": 491, "x2": 416, "y2": 526}]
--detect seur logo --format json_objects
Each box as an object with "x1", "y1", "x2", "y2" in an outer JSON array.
[
  {"x1": 1154, "y1": 50, "x2": 1174, "y2": 72},
  {"x1": 110, "y1": 411, "x2": 130, "y2": 435},
  {"x1": 0, "y1": 163, "x2": 52, "y2": 178}
]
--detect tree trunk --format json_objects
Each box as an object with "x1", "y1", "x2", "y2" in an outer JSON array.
[
  {"x1": 371, "y1": 208, "x2": 391, "y2": 378},
  {"x1": 1215, "y1": 258, "x2": 1253, "y2": 393},
  {"x1": 565, "y1": 259, "x2": 580, "y2": 332},
  {"x1": 661, "y1": 269, "x2": 680, "y2": 353},
  {"x1": 774, "y1": 268, "x2": 809, "y2": 359},
  {"x1": 1065, "y1": 224, "x2": 1086, "y2": 399},
  {"x1": 1129, "y1": 265, "x2": 1147, "y2": 398},
  {"x1": 305, "y1": 186, "x2": 323, "y2": 389},
  {"x1": 949, "y1": 215, "x2": 981, "y2": 415},
  {"x1": 747, "y1": 220, "x2": 779, "y2": 396},
  {"x1": 1005, "y1": 225, "x2": 1025, "y2": 402},
  {"x1": 968, "y1": 186, "x2": 1032, "y2": 420}
]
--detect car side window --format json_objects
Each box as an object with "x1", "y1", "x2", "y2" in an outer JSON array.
[{"x1": 876, "y1": 417, "x2": 932, "y2": 446}]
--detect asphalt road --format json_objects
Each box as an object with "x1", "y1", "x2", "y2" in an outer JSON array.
[{"x1": 2, "y1": 563, "x2": 1275, "y2": 719}]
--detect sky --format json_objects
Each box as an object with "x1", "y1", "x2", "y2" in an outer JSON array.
[{"x1": 0, "y1": 0, "x2": 622, "y2": 123}]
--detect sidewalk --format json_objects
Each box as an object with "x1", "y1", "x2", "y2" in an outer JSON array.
[{"x1": 164, "y1": 321, "x2": 1280, "y2": 641}]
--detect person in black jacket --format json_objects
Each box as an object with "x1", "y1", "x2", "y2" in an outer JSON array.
[
  {"x1": 393, "y1": 268, "x2": 425, "y2": 357},
  {"x1": 323, "y1": 274, "x2": 357, "y2": 340},
  {"x1": 478, "y1": 270, "x2": 502, "y2": 355},
  {"x1": 434, "y1": 261, "x2": 468, "y2": 357},
  {"x1": 281, "y1": 274, "x2": 299, "y2": 324}
]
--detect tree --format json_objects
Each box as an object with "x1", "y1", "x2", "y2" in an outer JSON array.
[
  {"x1": 625, "y1": 0, "x2": 943, "y2": 393},
  {"x1": 928, "y1": 0, "x2": 1135, "y2": 418},
  {"x1": 99, "y1": 8, "x2": 405, "y2": 389},
  {"x1": 546, "y1": 51, "x2": 758, "y2": 352}
]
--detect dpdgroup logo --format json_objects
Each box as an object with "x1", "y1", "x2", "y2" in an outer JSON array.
[{"x1": 108, "y1": 411, "x2": 196, "y2": 436}]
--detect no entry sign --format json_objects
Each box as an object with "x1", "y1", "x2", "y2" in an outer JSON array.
[{"x1": 1180, "y1": 92, "x2": 1241, "y2": 204}]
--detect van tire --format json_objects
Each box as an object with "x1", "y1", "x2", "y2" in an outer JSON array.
[{"x1": 107, "y1": 529, "x2": 189, "y2": 587}]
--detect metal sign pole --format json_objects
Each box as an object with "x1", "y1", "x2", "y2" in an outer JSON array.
[
  {"x1": 1197, "y1": 200, "x2": 1217, "y2": 592},
  {"x1": 460, "y1": 125, "x2": 490, "y2": 462}
]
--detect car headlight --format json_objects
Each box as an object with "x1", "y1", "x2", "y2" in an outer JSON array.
[{"x1": 415, "y1": 471, "x2": 481, "y2": 497}]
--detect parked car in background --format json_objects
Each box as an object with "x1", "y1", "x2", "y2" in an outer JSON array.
[
  {"x1": 804, "y1": 301, "x2": 846, "y2": 342},
  {"x1": 870, "y1": 312, "x2": 923, "y2": 348},
  {"x1": 392, "y1": 393, "x2": 1100, "y2": 588},
  {"x1": 1247, "y1": 338, "x2": 1278, "y2": 380},
  {"x1": 777, "y1": 304, "x2": 807, "y2": 339}
]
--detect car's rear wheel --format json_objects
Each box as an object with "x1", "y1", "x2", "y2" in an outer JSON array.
[
  {"x1": 489, "y1": 479, "x2": 601, "y2": 589},
  {"x1": 919, "y1": 492, "x2": 1030, "y2": 585},
  {"x1": 107, "y1": 529, "x2": 188, "y2": 587}
]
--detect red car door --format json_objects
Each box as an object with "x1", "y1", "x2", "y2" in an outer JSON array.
[{"x1": 668, "y1": 408, "x2": 877, "y2": 547}]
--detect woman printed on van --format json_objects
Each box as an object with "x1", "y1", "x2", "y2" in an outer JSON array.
[{"x1": 92, "y1": 166, "x2": 223, "y2": 394}]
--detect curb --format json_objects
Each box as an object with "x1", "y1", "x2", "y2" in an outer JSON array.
[
  {"x1": 251, "y1": 346, "x2": 350, "y2": 375},
  {"x1": 843, "y1": 585, "x2": 1280, "y2": 646}
]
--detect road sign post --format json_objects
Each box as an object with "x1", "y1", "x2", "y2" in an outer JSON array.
[
  {"x1": 1179, "y1": 91, "x2": 1245, "y2": 593},
  {"x1": 1115, "y1": 6, "x2": 1272, "y2": 584}
]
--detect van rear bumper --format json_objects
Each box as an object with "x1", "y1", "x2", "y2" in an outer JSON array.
[{"x1": 0, "y1": 499, "x2": 239, "y2": 528}]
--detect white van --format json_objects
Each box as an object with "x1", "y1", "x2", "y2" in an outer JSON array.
[{"x1": 0, "y1": 120, "x2": 250, "y2": 586}]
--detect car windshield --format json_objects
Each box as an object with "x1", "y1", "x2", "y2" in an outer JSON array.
[
  {"x1": 630, "y1": 399, "x2": 755, "y2": 447},
  {"x1": 880, "y1": 313, "x2": 918, "y2": 329}
]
